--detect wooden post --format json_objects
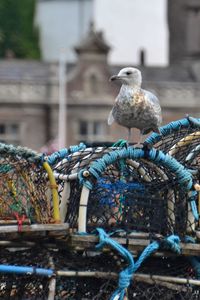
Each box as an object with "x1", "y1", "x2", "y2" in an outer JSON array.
[{"x1": 78, "y1": 185, "x2": 90, "y2": 232}]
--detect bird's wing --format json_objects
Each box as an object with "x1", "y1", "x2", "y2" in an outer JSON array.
[
  {"x1": 144, "y1": 90, "x2": 160, "y2": 105},
  {"x1": 143, "y1": 90, "x2": 162, "y2": 125},
  {"x1": 108, "y1": 109, "x2": 114, "y2": 125}
]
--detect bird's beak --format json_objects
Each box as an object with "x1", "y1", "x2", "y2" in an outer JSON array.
[{"x1": 109, "y1": 75, "x2": 119, "y2": 82}]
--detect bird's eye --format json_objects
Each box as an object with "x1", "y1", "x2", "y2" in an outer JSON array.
[{"x1": 126, "y1": 71, "x2": 132, "y2": 75}]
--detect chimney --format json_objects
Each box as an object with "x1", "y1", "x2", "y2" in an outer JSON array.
[{"x1": 139, "y1": 49, "x2": 146, "y2": 66}]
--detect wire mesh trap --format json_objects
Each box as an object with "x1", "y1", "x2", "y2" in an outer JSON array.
[
  {"x1": 0, "y1": 119, "x2": 200, "y2": 300},
  {"x1": 0, "y1": 143, "x2": 60, "y2": 225},
  {"x1": 49, "y1": 120, "x2": 200, "y2": 235},
  {"x1": 54, "y1": 251, "x2": 200, "y2": 300},
  {"x1": 0, "y1": 247, "x2": 51, "y2": 300},
  {"x1": 63, "y1": 147, "x2": 197, "y2": 236},
  {"x1": 0, "y1": 247, "x2": 122, "y2": 300},
  {"x1": 1, "y1": 245, "x2": 199, "y2": 300},
  {"x1": 145, "y1": 117, "x2": 200, "y2": 166},
  {"x1": 52, "y1": 146, "x2": 122, "y2": 223}
]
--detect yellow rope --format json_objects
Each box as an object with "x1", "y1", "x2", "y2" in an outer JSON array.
[
  {"x1": 8, "y1": 179, "x2": 17, "y2": 197},
  {"x1": 43, "y1": 161, "x2": 60, "y2": 223},
  {"x1": 168, "y1": 131, "x2": 200, "y2": 156}
]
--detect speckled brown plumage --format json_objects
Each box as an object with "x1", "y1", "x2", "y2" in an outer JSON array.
[{"x1": 108, "y1": 67, "x2": 162, "y2": 140}]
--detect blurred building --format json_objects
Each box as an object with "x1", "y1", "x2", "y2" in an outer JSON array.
[
  {"x1": 0, "y1": 0, "x2": 200, "y2": 150},
  {"x1": 168, "y1": 0, "x2": 200, "y2": 64},
  {"x1": 35, "y1": 0, "x2": 93, "y2": 62},
  {"x1": 0, "y1": 61, "x2": 55, "y2": 149}
]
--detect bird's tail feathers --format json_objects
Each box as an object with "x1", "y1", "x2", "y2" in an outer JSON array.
[{"x1": 108, "y1": 110, "x2": 114, "y2": 125}]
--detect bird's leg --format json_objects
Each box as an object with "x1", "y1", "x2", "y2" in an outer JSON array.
[
  {"x1": 135, "y1": 132, "x2": 144, "y2": 148},
  {"x1": 127, "y1": 128, "x2": 131, "y2": 142}
]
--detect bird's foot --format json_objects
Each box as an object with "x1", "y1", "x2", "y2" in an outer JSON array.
[{"x1": 134, "y1": 142, "x2": 143, "y2": 148}]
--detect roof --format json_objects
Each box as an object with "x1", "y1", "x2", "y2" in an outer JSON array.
[
  {"x1": 0, "y1": 60, "x2": 53, "y2": 83},
  {"x1": 0, "y1": 59, "x2": 199, "y2": 85},
  {"x1": 74, "y1": 22, "x2": 110, "y2": 55},
  {"x1": 110, "y1": 64, "x2": 198, "y2": 83}
]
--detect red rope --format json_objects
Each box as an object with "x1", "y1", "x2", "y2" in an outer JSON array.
[{"x1": 13, "y1": 212, "x2": 26, "y2": 232}]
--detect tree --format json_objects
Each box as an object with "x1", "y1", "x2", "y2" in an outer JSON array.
[{"x1": 0, "y1": 0, "x2": 40, "y2": 59}]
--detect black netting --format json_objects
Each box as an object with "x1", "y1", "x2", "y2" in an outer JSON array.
[
  {"x1": 128, "y1": 282, "x2": 199, "y2": 300},
  {"x1": 55, "y1": 278, "x2": 200, "y2": 300},
  {"x1": 65, "y1": 180, "x2": 82, "y2": 226},
  {"x1": 63, "y1": 156, "x2": 193, "y2": 236},
  {"x1": 0, "y1": 119, "x2": 200, "y2": 299},
  {"x1": 55, "y1": 147, "x2": 113, "y2": 224},
  {"x1": 54, "y1": 253, "x2": 200, "y2": 300},
  {"x1": 56, "y1": 277, "x2": 117, "y2": 300},
  {"x1": 0, "y1": 246, "x2": 200, "y2": 299},
  {"x1": 0, "y1": 248, "x2": 51, "y2": 299}
]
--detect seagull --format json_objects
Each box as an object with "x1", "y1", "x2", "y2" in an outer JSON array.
[{"x1": 108, "y1": 67, "x2": 162, "y2": 144}]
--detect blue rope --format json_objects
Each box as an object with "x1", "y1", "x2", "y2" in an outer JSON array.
[
  {"x1": 95, "y1": 228, "x2": 181, "y2": 300},
  {"x1": 189, "y1": 191, "x2": 199, "y2": 221},
  {"x1": 0, "y1": 264, "x2": 53, "y2": 276},
  {"x1": 159, "y1": 235, "x2": 181, "y2": 254},
  {"x1": 47, "y1": 148, "x2": 69, "y2": 165},
  {"x1": 47, "y1": 142, "x2": 86, "y2": 165},
  {"x1": 96, "y1": 228, "x2": 134, "y2": 300},
  {"x1": 187, "y1": 116, "x2": 200, "y2": 127},
  {"x1": 97, "y1": 178, "x2": 144, "y2": 192},
  {"x1": 79, "y1": 147, "x2": 193, "y2": 192},
  {"x1": 133, "y1": 241, "x2": 159, "y2": 273},
  {"x1": 133, "y1": 235, "x2": 181, "y2": 274},
  {"x1": 97, "y1": 178, "x2": 144, "y2": 207}
]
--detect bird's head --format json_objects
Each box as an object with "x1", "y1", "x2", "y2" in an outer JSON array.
[{"x1": 110, "y1": 67, "x2": 142, "y2": 88}]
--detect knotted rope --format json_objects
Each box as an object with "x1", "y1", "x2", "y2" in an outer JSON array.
[{"x1": 95, "y1": 228, "x2": 181, "y2": 300}]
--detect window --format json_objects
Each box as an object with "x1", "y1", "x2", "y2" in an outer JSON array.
[
  {"x1": 90, "y1": 74, "x2": 98, "y2": 94},
  {"x1": 0, "y1": 123, "x2": 20, "y2": 145},
  {"x1": 84, "y1": 68, "x2": 103, "y2": 95},
  {"x1": 79, "y1": 121, "x2": 88, "y2": 136},
  {"x1": 0, "y1": 124, "x2": 5, "y2": 134},
  {"x1": 78, "y1": 120, "x2": 108, "y2": 143}
]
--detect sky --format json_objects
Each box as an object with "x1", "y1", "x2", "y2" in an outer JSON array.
[{"x1": 94, "y1": 0, "x2": 168, "y2": 66}]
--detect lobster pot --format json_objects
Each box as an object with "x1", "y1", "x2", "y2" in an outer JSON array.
[
  {"x1": 73, "y1": 148, "x2": 196, "y2": 236},
  {"x1": 0, "y1": 247, "x2": 51, "y2": 300},
  {"x1": 0, "y1": 246, "x2": 199, "y2": 300},
  {"x1": 128, "y1": 255, "x2": 200, "y2": 300},
  {"x1": 145, "y1": 117, "x2": 200, "y2": 164},
  {"x1": 86, "y1": 176, "x2": 189, "y2": 235},
  {"x1": 54, "y1": 250, "x2": 121, "y2": 300},
  {"x1": 0, "y1": 144, "x2": 52, "y2": 224},
  {"x1": 56, "y1": 254, "x2": 200, "y2": 300},
  {"x1": 56, "y1": 277, "x2": 198, "y2": 300},
  {"x1": 0, "y1": 247, "x2": 120, "y2": 300},
  {"x1": 52, "y1": 146, "x2": 124, "y2": 223}
]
